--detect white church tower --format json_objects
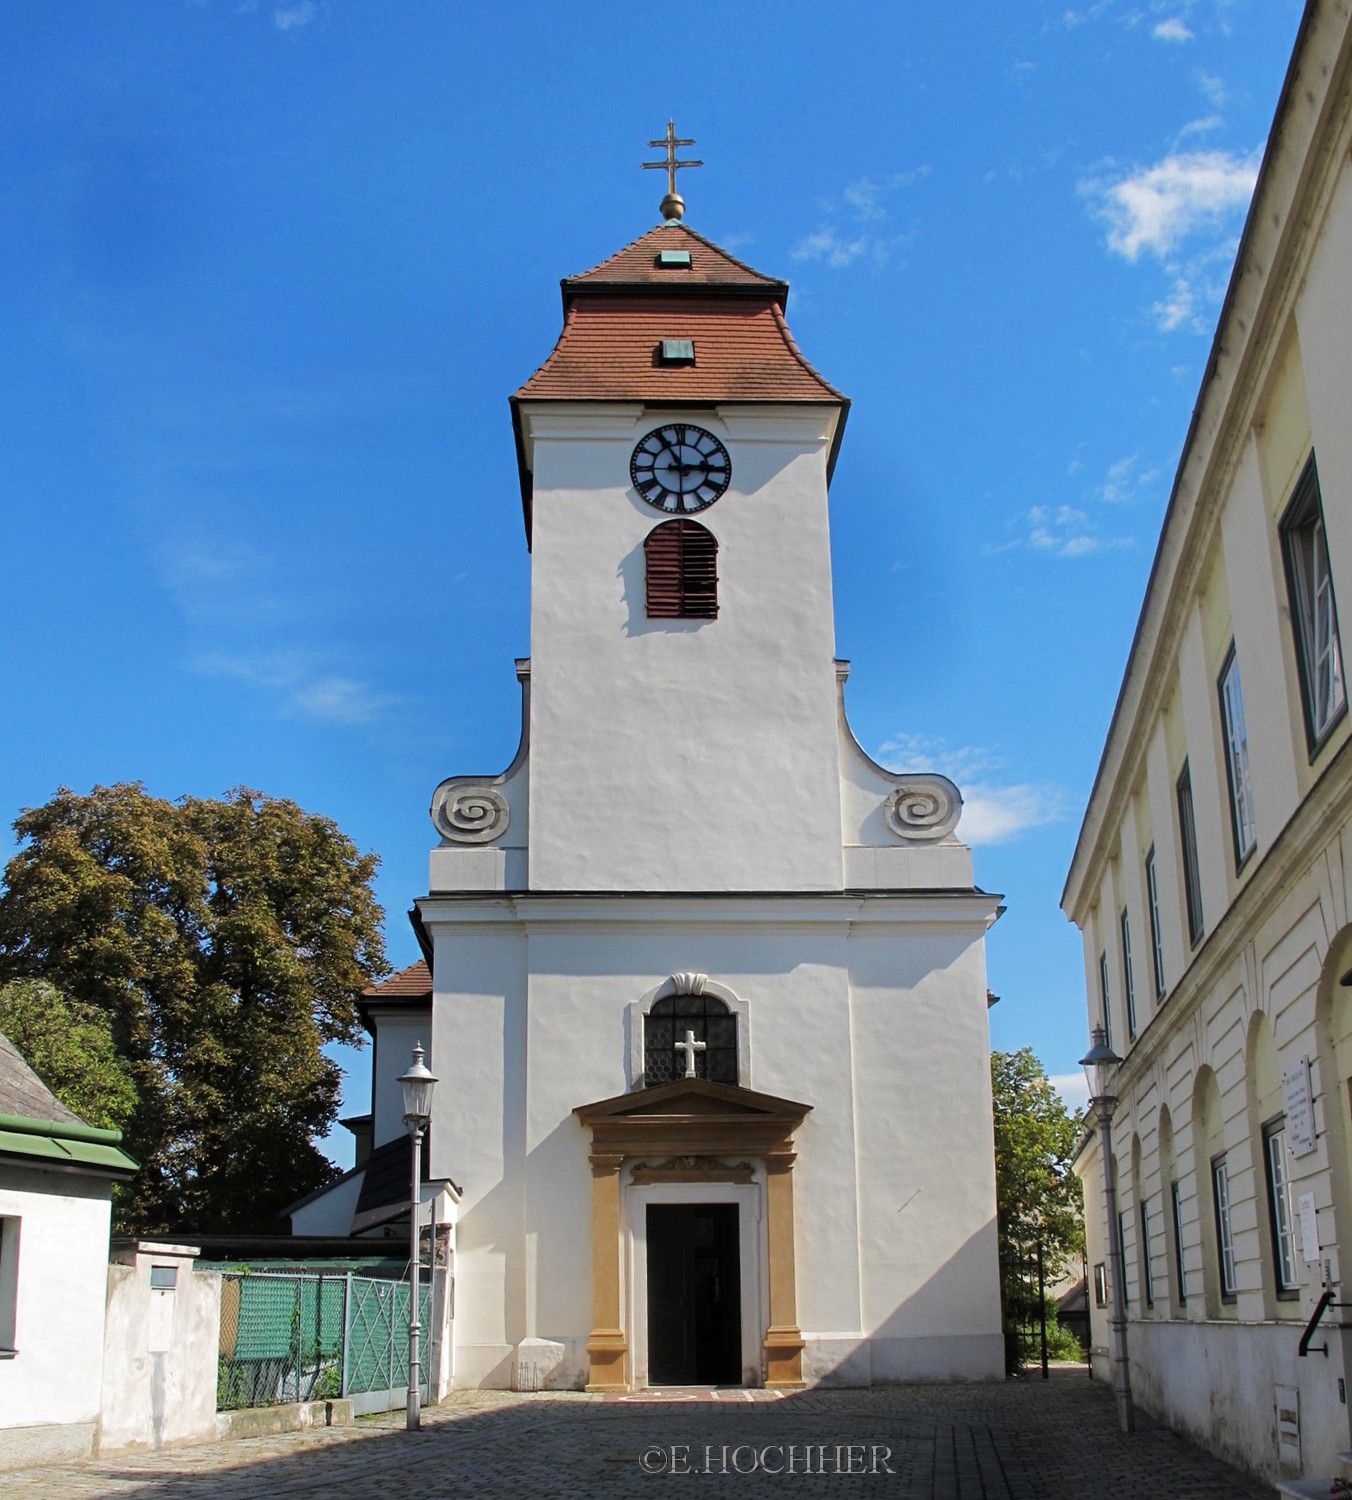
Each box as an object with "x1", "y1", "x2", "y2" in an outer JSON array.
[{"x1": 411, "y1": 143, "x2": 1004, "y2": 1390}]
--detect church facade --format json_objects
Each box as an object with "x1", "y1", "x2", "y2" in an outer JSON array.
[
  {"x1": 417, "y1": 214, "x2": 1003, "y2": 1392},
  {"x1": 314, "y1": 203, "x2": 1004, "y2": 1391}
]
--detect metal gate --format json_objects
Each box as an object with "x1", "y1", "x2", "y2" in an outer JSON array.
[
  {"x1": 217, "y1": 1270, "x2": 432, "y2": 1415},
  {"x1": 343, "y1": 1275, "x2": 432, "y2": 1416}
]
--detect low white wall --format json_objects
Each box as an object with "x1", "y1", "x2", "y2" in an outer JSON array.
[
  {"x1": 0, "y1": 1167, "x2": 112, "y2": 1469},
  {"x1": 1128, "y1": 1317, "x2": 1345, "y2": 1482},
  {"x1": 99, "y1": 1242, "x2": 220, "y2": 1454}
]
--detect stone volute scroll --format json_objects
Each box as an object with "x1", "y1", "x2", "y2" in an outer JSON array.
[
  {"x1": 884, "y1": 774, "x2": 962, "y2": 843},
  {"x1": 430, "y1": 780, "x2": 510, "y2": 844}
]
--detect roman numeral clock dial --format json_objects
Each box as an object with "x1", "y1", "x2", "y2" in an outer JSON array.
[{"x1": 630, "y1": 424, "x2": 731, "y2": 512}]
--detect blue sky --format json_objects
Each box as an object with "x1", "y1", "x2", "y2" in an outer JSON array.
[{"x1": 1, "y1": 0, "x2": 1305, "y2": 1164}]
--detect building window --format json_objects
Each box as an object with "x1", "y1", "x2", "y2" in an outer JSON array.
[
  {"x1": 1098, "y1": 951, "x2": 1113, "y2": 1050},
  {"x1": 1281, "y1": 455, "x2": 1346, "y2": 750},
  {"x1": 1218, "y1": 645, "x2": 1257, "y2": 867},
  {"x1": 1120, "y1": 909, "x2": 1137, "y2": 1039},
  {"x1": 0, "y1": 1217, "x2": 18, "y2": 1355},
  {"x1": 1093, "y1": 1261, "x2": 1108, "y2": 1308},
  {"x1": 1171, "y1": 1179, "x2": 1188, "y2": 1305},
  {"x1": 1145, "y1": 846, "x2": 1166, "y2": 997},
  {"x1": 643, "y1": 993, "x2": 737, "y2": 1086},
  {"x1": 645, "y1": 519, "x2": 718, "y2": 619},
  {"x1": 1140, "y1": 1199, "x2": 1154, "y2": 1308},
  {"x1": 1176, "y1": 761, "x2": 1204, "y2": 948},
  {"x1": 1212, "y1": 1154, "x2": 1237, "y2": 1301},
  {"x1": 1117, "y1": 1210, "x2": 1130, "y2": 1306},
  {"x1": 1263, "y1": 1119, "x2": 1299, "y2": 1298}
]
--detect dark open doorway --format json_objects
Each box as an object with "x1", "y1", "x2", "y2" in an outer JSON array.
[{"x1": 646, "y1": 1202, "x2": 741, "y2": 1385}]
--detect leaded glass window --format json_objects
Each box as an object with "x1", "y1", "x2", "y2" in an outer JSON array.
[{"x1": 643, "y1": 994, "x2": 737, "y2": 1086}]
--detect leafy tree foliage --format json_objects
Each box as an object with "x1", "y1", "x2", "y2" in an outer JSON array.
[
  {"x1": 0, "y1": 784, "x2": 388, "y2": 1234},
  {"x1": 0, "y1": 978, "x2": 138, "y2": 1131},
  {"x1": 991, "y1": 1047, "x2": 1085, "y2": 1282}
]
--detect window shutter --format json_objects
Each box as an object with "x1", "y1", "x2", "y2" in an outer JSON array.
[{"x1": 645, "y1": 519, "x2": 718, "y2": 619}]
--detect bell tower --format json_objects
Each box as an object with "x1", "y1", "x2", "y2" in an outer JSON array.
[{"x1": 510, "y1": 205, "x2": 851, "y2": 891}]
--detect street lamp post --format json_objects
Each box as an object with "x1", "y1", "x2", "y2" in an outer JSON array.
[
  {"x1": 1080, "y1": 1025, "x2": 1134, "y2": 1434},
  {"x1": 399, "y1": 1041, "x2": 438, "y2": 1433}
]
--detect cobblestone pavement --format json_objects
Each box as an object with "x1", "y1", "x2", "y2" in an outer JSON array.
[{"x1": 0, "y1": 1372, "x2": 1281, "y2": 1498}]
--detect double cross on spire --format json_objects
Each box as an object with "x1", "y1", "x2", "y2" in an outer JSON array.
[{"x1": 643, "y1": 120, "x2": 702, "y2": 223}]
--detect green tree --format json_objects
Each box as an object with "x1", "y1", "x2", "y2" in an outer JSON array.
[
  {"x1": 0, "y1": 978, "x2": 138, "y2": 1131},
  {"x1": 0, "y1": 783, "x2": 388, "y2": 1234},
  {"x1": 991, "y1": 1047, "x2": 1085, "y2": 1280}
]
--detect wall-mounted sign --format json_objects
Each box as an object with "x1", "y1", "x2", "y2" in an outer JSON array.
[{"x1": 1284, "y1": 1058, "x2": 1316, "y2": 1157}]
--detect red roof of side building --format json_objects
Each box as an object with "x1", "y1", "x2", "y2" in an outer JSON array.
[{"x1": 361, "y1": 959, "x2": 431, "y2": 1002}]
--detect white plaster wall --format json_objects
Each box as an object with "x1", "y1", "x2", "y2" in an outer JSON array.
[
  {"x1": 423, "y1": 893, "x2": 1000, "y2": 1389},
  {"x1": 372, "y1": 1012, "x2": 433, "y2": 1149},
  {"x1": 289, "y1": 1169, "x2": 364, "y2": 1237},
  {"x1": 99, "y1": 1247, "x2": 220, "y2": 1454},
  {"x1": 1296, "y1": 161, "x2": 1352, "y2": 623},
  {"x1": 0, "y1": 1168, "x2": 111, "y2": 1443},
  {"x1": 847, "y1": 925, "x2": 1004, "y2": 1381},
  {"x1": 522, "y1": 404, "x2": 845, "y2": 892},
  {"x1": 1221, "y1": 441, "x2": 1301, "y2": 843},
  {"x1": 1177, "y1": 604, "x2": 1229, "y2": 930}
]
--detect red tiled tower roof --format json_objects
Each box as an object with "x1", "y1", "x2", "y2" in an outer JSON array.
[
  {"x1": 510, "y1": 221, "x2": 849, "y2": 540},
  {"x1": 361, "y1": 959, "x2": 431, "y2": 1001}
]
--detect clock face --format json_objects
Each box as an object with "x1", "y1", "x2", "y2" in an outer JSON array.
[{"x1": 630, "y1": 424, "x2": 731, "y2": 513}]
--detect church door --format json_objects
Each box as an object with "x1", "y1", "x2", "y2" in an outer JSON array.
[{"x1": 646, "y1": 1203, "x2": 741, "y2": 1385}]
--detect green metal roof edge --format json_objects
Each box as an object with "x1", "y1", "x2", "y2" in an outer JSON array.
[
  {"x1": 0, "y1": 1111, "x2": 125, "y2": 1145},
  {"x1": 0, "y1": 1127, "x2": 137, "y2": 1174}
]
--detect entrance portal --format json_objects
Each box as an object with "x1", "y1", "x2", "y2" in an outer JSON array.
[{"x1": 646, "y1": 1203, "x2": 741, "y2": 1385}]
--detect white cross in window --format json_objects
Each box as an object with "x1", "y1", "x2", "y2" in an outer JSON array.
[{"x1": 675, "y1": 1028, "x2": 706, "y2": 1079}]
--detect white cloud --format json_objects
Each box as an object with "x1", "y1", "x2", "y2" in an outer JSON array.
[
  {"x1": 1177, "y1": 115, "x2": 1223, "y2": 142},
  {"x1": 1086, "y1": 149, "x2": 1259, "y2": 262},
  {"x1": 198, "y1": 650, "x2": 392, "y2": 726},
  {"x1": 274, "y1": 1, "x2": 316, "y2": 30},
  {"x1": 987, "y1": 501, "x2": 1133, "y2": 558},
  {"x1": 1050, "y1": 1072, "x2": 1091, "y2": 1112},
  {"x1": 843, "y1": 168, "x2": 929, "y2": 221},
  {"x1": 875, "y1": 735, "x2": 1070, "y2": 846},
  {"x1": 790, "y1": 228, "x2": 868, "y2": 268},
  {"x1": 1198, "y1": 72, "x2": 1229, "y2": 108},
  {"x1": 1152, "y1": 17, "x2": 1193, "y2": 42}
]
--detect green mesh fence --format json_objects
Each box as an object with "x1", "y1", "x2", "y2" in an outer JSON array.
[
  {"x1": 217, "y1": 1272, "x2": 347, "y2": 1410},
  {"x1": 216, "y1": 1270, "x2": 434, "y2": 1412}
]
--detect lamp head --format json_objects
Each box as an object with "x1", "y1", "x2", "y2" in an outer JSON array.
[
  {"x1": 1079, "y1": 1024, "x2": 1122, "y2": 1106},
  {"x1": 399, "y1": 1041, "x2": 438, "y2": 1131}
]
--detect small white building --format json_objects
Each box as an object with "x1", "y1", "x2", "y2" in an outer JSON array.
[
  {"x1": 0, "y1": 1031, "x2": 136, "y2": 1468},
  {"x1": 307, "y1": 198, "x2": 1006, "y2": 1390},
  {"x1": 1064, "y1": 0, "x2": 1352, "y2": 1482}
]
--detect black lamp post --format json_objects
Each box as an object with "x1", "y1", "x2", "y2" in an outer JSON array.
[
  {"x1": 399, "y1": 1041, "x2": 437, "y2": 1432},
  {"x1": 1080, "y1": 1024, "x2": 1134, "y2": 1433}
]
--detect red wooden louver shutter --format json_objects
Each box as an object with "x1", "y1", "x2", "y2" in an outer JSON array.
[{"x1": 645, "y1": 519, "x2": 718, "y2": 619}]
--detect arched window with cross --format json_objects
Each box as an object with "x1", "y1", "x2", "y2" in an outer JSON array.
[{"x1": 643, "y1": 987, "x2": 738, "y2": 1087}]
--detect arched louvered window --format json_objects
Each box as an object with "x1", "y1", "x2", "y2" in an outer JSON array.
[
  {"x1": 643, "y1": 993, "x2": 737, "y2": 1086},
  {"x1": 645, "y1": 519, "x2": 718, "y2": 619}
]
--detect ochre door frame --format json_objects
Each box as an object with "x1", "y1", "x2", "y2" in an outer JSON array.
[{"x1": 574, "y1": 1078, "x2": 811, "y2": 1391}]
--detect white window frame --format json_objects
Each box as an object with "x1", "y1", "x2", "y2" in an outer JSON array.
[
  {"x1": 1218, "y1": 645, "x2": 1257, "y2": 867},
  {"x1": 0, "y1": 1216, "x2": 18, "y2": 1356},
  {"x1": 1282, "y1": 455, "x2": 1346, "y2": 751},
  {"x1": 1263, "y1": 1119, "x2": 1298, "y2": 1298},
  {"x1": 1177, "y1": 761, "x2": 1204, "y2": 948},
  {"x1": 1171, "y1": 1179, "x2": 1187, "y2": 1306},
  {"x1": 1145, "y1": 846, "x2": 1166, "y2": 998},
  {"x1": 1120, "y1": 908, "x2": 1137, "y2": 1039},
  {"x1": 1212, "y1": 1154, "x2": 1237, "y2": 1301},
  {"x1": 1139, "y1": 1198, "x2": 1154, "y2": 1308},
  {"x1": 1099, "y1": 950, "x2": 1113, "y2": 1052}
]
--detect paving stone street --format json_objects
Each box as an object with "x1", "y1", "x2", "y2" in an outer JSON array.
[{"x1": 0, "y1": 1372, "x2": 1283, "y2": 1498}]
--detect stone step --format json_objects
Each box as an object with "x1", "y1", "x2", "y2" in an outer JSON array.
[{"x1": 1276, "y1": 1481, "x2": 1344, "y2": 1499}]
